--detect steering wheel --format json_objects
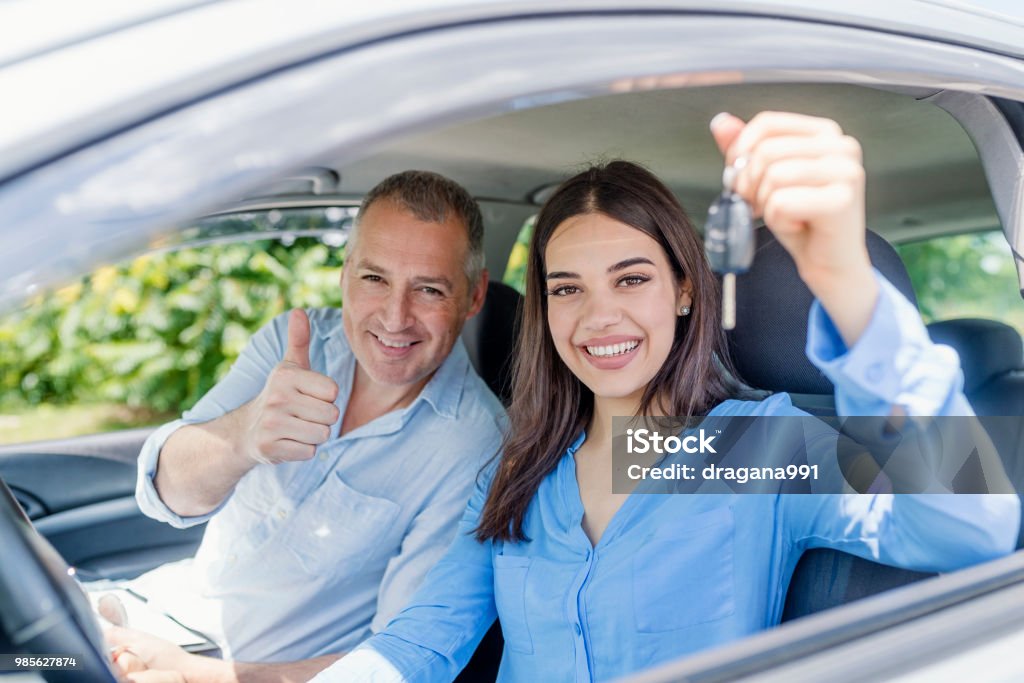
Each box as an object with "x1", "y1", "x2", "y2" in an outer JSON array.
[{"x1": 0, "y1": 477, "x2": 118, "y2": 682}]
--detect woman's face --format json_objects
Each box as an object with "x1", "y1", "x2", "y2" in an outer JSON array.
[{"x1": 544, "y1": 212, "x2": 690, "y2": 405}]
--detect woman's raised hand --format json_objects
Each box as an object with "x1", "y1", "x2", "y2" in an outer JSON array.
[{"x1": 710, "y1": 111, "x2": 879, "y2": 345}]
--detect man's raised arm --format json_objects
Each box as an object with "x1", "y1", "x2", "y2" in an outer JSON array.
[{"x1": 148, "y1": 309, "x2": 340, "y2": 518}]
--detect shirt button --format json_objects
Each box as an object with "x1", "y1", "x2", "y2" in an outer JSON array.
[
  {"x1": 277, "y1": 509, "x2": 288, "y2": 520},
  {"x1": 574, "y1": 623, "x2": 582, "y2": 637},
  {"x1": 319, "y1": 452, "x2": 328, "y2": 462}
]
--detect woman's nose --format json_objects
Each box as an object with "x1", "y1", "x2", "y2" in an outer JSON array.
[{"x1": 579, "y1": 290, "x2": 622, "y2": 330}]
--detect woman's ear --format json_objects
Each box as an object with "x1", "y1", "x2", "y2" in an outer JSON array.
[{"x1": 677, "y1": 279, "x2": 693, "y2": 317}]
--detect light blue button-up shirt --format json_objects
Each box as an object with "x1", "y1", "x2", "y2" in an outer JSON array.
[
  {"x1": 134, "y1": 308, "x2": 506, "y2": 662},
  {"x1": 316, "y1": 274, "x2": 1020, "y2": 682}
]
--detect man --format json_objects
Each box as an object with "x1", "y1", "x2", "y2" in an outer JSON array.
[{"x1": 124, "y1": 170, "x2": 505, "y2": 666}]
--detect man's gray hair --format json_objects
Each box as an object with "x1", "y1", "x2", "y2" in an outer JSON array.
[{"x1": 351, "y1": 170, "x2": 486, "y2": 283}]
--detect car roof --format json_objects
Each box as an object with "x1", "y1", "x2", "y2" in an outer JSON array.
[
  {"x1": 2, "y1": 1, "x2": 1023, "y2": 311},
  {"x1": 3, "y1": 0, "x2": 1024, "y2": 181}
]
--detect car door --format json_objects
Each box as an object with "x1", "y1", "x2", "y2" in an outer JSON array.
[{"x1": 0, "y1": 429, "x2": 204, "y2": 581}]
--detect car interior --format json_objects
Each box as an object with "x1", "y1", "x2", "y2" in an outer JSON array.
[{"x1": 2, "y1": 80, "x2": 1024, "y2": 680}]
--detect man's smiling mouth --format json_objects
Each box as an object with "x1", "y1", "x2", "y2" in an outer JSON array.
[{"x1": 373, "y1": 333, "x2": 420, "y2": 348}]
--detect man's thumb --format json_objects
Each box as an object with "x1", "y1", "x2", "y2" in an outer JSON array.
[{"x1": 284, "y1": 309, "x2": 311, "y2": 369}]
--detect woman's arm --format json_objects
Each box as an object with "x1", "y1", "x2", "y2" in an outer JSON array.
[
  {"x1": 312, "y1": 471, "x2": 499, "y2": 683},
  {"x1": 711, "y1": 111, "x2": 1020, "y2": 565}
]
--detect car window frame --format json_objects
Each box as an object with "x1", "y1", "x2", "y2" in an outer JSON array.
[{"x1": 3, "y1": 12, "x2": 1024, "y2": 311}]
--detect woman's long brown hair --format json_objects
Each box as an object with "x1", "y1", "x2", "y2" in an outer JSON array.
[{"x1": 476, "y1": 161, "x2": 741, "y2": 543}]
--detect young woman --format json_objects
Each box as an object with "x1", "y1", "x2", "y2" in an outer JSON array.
[
  {"x1": 112, "y1": 112, "x2": 1019, "y2": 682},
  {"x1": 313, "y1": 111, "x2": 1018, "y2": 682}
]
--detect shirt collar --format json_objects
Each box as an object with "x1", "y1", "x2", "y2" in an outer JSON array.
[
  {"x1": 567, "y1": 431, "x2": 586, "y2": 455},
  {"x1": 413, "y1": 337, "x2": 469, "y2": 420}
]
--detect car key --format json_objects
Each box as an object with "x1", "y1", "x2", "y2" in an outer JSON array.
[{"x1": 704, "y1": 160, "x2": 754, "y2": 330}]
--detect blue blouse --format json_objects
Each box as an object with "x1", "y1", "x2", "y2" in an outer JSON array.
[{"x1": 315, "y1": 273, "x2": 1020, "y2": 682}]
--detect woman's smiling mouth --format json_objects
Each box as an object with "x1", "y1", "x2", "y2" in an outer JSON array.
[
  {"x1": 586, "y1": 340, "x2": 640, "y2": 357},
  {"x1": 579, "y1": 336, "x2": 643, "y2": 369}
]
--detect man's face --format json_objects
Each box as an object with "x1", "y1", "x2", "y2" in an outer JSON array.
[{"x1": 340, "y1": 200, "x2": 486, "y2": 389}]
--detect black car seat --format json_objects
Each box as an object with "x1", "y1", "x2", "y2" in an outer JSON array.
[
  {"x1": 456, "y1": 280, "x2": 522, "y2": 682},
  {"x1": 926, "y1": 318, "x2": 1024, "y2": 416},
  {"x1": 927, "y1": 318, "x2": 1024, "y2": 546},
  {"x1": 461, "y1": 280, "x2": 522, "y2": 406},
  {"x1": 728, "y1": 226, "x2": 917, "y2": 413},
  {"x1": 727, "y1": 227, "x2": 936, "y2": 621}
]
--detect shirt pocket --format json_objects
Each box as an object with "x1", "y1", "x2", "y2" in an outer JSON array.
[
  {"x1": 283, "y1": 470, "x2": 401, "y2": 578},
  {"x1": 632, "y1": 506, "x2": 736, "y2": 633},
  {"x1": 493, "y1": 554, "x2": 534, "y2": 654}
]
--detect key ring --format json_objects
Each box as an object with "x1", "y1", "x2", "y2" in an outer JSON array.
[{"x1": 721, "y1": 156, "x2": 748, "y2": 193}]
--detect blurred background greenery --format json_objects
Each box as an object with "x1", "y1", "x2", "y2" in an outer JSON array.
[
  {"x1": 2, "y1": 213, "x2": 1022, "y2": 444},
  {"x1": 896, "y1": 231, "x2": 1024, "y2": 328},
  {"x1": 0, "y1": 236, "x2": 344, "y2": 443}
]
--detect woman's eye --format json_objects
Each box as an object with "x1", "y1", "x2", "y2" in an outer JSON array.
[
  {"x1": 618, "y1": 275, "x2": 650, "y2": 287},
  {"x1": 546, "y1": 285, "x2": 579, "y2": 297}
]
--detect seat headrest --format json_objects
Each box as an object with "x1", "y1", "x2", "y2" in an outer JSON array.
[
  {"x1": 727, "y1": 227, "x2": 916, "y2": 395},
  {"x1": 927, "y1": 318, "x2": 1023, "y2": 393},
  {"x1": 461, "y1": 280, "x2": 522, "y2": 405}
]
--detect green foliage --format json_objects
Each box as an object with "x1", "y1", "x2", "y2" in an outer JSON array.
[
  {"x1": 0, "y1": 237, "x2": 344, "y2": 417},
  {"x1": 502, "y1": 215, "x2": 534, "y2": 295},
  {"x1": 897, "y1": 231, "x2": 1024, "y2": 335}
]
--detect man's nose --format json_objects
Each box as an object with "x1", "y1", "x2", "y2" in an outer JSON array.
[
  {"x1": 580, "y1": 290, "x2": 622, "y2": 330},
  {"x1": 380, "y1": 289, "x2": 414, "y2": 332}
]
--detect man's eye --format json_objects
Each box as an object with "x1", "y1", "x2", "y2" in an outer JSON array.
[
  {"x1": 420, "y1": 286, "x2": 443, "y2": 297},
  {"x1": 546, "y1": 285, "x2": 579, "y2": 297},
  {"x1": 618, "y1": 275, "x2": 650, "y2": 287},
  {"x1": 362, "y1": 274, "x2": 383, "y2": 283}
]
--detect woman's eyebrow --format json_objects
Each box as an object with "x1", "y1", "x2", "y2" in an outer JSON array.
[
  {"x1": 546, "y1": 257, "x2": 655, "y2": 280},
  {"x1": 608, "y1": 257, "x2": 655, "y2": 273}
]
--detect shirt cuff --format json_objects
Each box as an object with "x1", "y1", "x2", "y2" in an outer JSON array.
[
  {"x1": 805, "y1": 269, "x2": 966, "y2": 416},
  {"x1": 135, "y1": 420, "x2": 222, "y2": 528},
  {"x1": 310, "y1": 645, "x2": 406, "y2": 683}
]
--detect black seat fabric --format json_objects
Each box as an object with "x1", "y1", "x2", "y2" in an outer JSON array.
[
  {"x1": 728, "y1": 226, "x2": 917, "y2": 397},
  {"x1": 927, "y1": 318, "x2": 1024, "y2": 546},
  {"x1": 461, "y1": 281, "x2": 523, "y2": 405},
  {"x1": 454, "y1": 620, "x2": 504, "y2": 683},
  {"x1": 927, "y1": 318, "x2": 1023, "y2": 400},
  {"x1": 726, "y1": 227, "x2": 935, "y2": 622}
]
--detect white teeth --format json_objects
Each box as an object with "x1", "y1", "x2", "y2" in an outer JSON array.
[
  {"x1": 585, "y1": 340, "x2": 639, "y2": 357},
  {"x1": 377, "y1": 336, "x2": 413, "y2": 348}
]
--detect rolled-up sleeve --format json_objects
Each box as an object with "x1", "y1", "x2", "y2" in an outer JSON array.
[
  {"x1": 135, "y1": 419, "x2": 208, "y2": 527},
  {"x1": 806, "y1": 270, "x2": 970, "y2": 417},
  {"x1": 315, "y1": 647, "x2": 406, "y2": 683}
]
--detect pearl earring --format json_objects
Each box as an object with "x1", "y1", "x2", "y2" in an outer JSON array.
[{"x1": 679, "y1": 305, "x2": 690, "y2": 316}]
